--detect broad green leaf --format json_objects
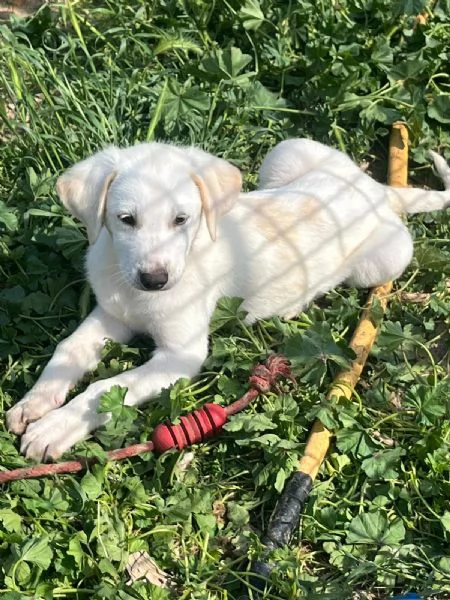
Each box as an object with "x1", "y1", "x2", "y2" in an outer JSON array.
[
  {"x1": 361, "y1": 102, "x2": 402, "y2": 125},
  {"x1": 22, "y1": 291, "x2": 52, "y2": 315},
  {"x1": 393, "y1": 0, "x2": 428, "y2": 14},
  {"x1": 224, "y1": 412, "x2": 277, "y2": 432},
  {"x1": 441, "y1": 511, "x2": 450, "y2": 533},
  {"x1": 195, "y1": 513, "x2": 217, "y2": 534},
  {"x1": 249, "y1": 433, "x2": 281, "y2": 445},
  {"x1": 200, "y1": 47, "x2": 253, "y2": 83},
  {"x1": 248, "y1": 80, "x2": 287, "y2": 109},
  {"x1": 34, "y1": 582, "x2": 54, "y2": 600},
  {"x1": 95, "y1": 516, "x2": 126, "y2": 562},
  {"x1": 10, "y1": 560, "x2": 31, "y2": 586},
  {"x1": 67, "y1": 532, "x2": 88, "y2": 569},
  {"x1": 346, "y1": 513, "x2": 405, "y2": 545},
  {"x1": 190, "y1": 490, "x2": 212, "y2": 515},
  {"x1": 217, "y1": 374, "x2": 245, "y2": 397},
  {"x1": 0, "y1": 285, "x2": 26, "y2": 305},
  {"x1": 376, "y1": 321, "x2": 421, "y2": 351},
  {"x1": 371, "y1": 38, "x2": 393, "y2": 65},
  {"x1": 274, "y1": 467, "x2": 287, "y2": 492},
  {"x1": 437, "y1": 556, "x2": 450, "y2": 576},
  {"x1": 316, "y1": 507, "x2": 338, "y2": 529},
  {"x1": 309, "y1": 403, "x2": 339, "y2": 429},
  {"x1": 413, "y1": 245, "x2": 450, "y2": 271},
  {"x1": 435, "y1": 0, "x2": 450, "y2": 17},
  {"x1": 227, "y1": 502, "x2": 250, "y2": 527},
  {"x1": 283, "y1": 322, "x2": 354, "y2": 384},
  {"x1": 405, "y1": 382, "x2": 448, "y2": 426},
  {"x1": 55, "y1": 225, "x2": 87, "y2": 249},
  {"x1": 388, "y1": 59, "x2": 428, "y2": 81},
  {"x1": 0, "y1": 201, "x2": 18, "y2": 231},
  {"x1": 98, "y1": 385, "x2": 128, "y2": 415},
  {"x1": 361, "y1": 447, "x2": 406, "y2": 479},
  {"x1": 209, "y1": 297, "x2": 247, "y2": 333},
  {"x1": 428, "y1": 95, "x2": 450, "y2": 124},
  {"x1": 81, "y1": 471, "x2": 104, "y2": 500},
  {"x1": 240, "y1": 0, "x2": 265, "y2": 30},
  {"x1": 98, "y1": 557, "x2": 118, "y2": 576},
  {"x1": 0, "y1": 508, "x2": 22, "y2": 533},
  {"x1": 25, "y1": 208, "x2": 61, "y2": 217},
  {"x1": 336, "y1": 428, "x2": 376, "y2": 458},
  {"x1": 368, "y1": 296, "x2": 386, "y2": 327},
  {"x1": 162, "y1": 79, "x2": 210, "y2": 122},
  {"x1": 16, "y1": 536, "x2": 53, "y2": 570}
]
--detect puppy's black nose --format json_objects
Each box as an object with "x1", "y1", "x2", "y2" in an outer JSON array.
[{"x1": 138, "y1": 269, "x2": 168, "y2": 291}]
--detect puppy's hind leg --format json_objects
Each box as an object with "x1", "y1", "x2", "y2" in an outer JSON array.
[
  {"x1": 259, "y1": 138, "x2": 340, "y2": 189},
  {"x1": 346, "y1": 220, "x2": 414, "y2": 289},
  {"x1": 387, "y1": 151, "x2": 450, "y2": 214}
]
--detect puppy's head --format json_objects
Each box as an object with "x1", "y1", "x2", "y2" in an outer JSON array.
[{"x1": 57, "y1": 143, "x2": 241, "y2": 291}]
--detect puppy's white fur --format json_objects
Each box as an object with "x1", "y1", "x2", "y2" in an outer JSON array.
[{"x1": 7, "y1": 138, "x2": 450, "y2": 461}]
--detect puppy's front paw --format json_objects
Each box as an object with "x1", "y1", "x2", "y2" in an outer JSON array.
[
  {"x1": 20, "y1": 407, "x2": 88, "y2": 461},
  {"x1": 7, "y1": 382, "x2": 68, "y2": 435},
  {"x1": 19, "y1": 383, "x2": 112, "y2": 461}
]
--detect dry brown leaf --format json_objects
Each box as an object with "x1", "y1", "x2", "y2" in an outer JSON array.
[
  {"x1": 389, "y1": 390, "x2": 403, "y2": 411},
  {"x1": 352, "y1": 593, "x2": 378, "y2": 600},
  {"x1": 126, "y1": 550, "x2": 171, "y2": 588},
  {"x1": 176, "y1": 450, "x2": 195, "y2": 473},
  {"x1": 212, "y1": 500, "x2": 226, "y2": 528},
  {"x1": 372, "y1": 430, "x2": 395, "y2": 447},
  {"x1": 400, "y1": 291, "x2": 431, "y2": 304}
]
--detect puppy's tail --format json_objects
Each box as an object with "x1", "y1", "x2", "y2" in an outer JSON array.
[{"x1": 387, "y1": 151, "x2": 450, "y2": 214}]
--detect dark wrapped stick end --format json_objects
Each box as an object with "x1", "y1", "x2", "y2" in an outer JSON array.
[{"x1": 248, "y1": 471, "x2": 313, "y2": 593}]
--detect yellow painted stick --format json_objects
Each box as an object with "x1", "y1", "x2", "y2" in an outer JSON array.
[
  {"x1": 298, "y1": 122, "x2": 409, "y2": 480},
  {"x1": 247, "y1": 124, "x2": 410, "y2": 591}
]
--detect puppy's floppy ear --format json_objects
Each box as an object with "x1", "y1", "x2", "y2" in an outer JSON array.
[
  {"x1": 56, "y1": 148, "x2": 119, "y2": 245},
  {"x1": 191, "y1": 157, "x2": 242, "y2": 241}
]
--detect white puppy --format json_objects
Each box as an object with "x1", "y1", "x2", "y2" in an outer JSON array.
[{"x1": 7, "y1": 139, "x2": 450, "y2": 461}]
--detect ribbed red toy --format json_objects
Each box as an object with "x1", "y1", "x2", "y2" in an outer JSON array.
[{"x1": 152, "y1": 403, "x2": 228, "y2": 452}]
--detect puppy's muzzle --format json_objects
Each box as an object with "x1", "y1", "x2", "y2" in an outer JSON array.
[{"x1": 138, "y1": 269, "x2": 169, "y2": 291}]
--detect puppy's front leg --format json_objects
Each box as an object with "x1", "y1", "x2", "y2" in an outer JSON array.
[
  {"x1": 7, "y1": 306, "x2": 133, "y2": 435},
  {"x1": 20, "y1": 334, "x2": 209, "y2": 461}
]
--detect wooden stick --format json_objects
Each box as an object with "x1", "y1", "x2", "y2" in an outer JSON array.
[
  {"x1": 297, "y1": 281, "x2": 393, "y2": 479},
  {"x1": 299, "y1": 122, "x2": 409, "y2": 480}
]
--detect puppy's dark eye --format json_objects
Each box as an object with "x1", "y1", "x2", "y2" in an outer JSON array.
[
  {"x1": 174, "y1": 214, "x2": 189, "y2": 226},
  {"x1": 118, "y1": 214, "x2": 136, "y2": 227}
]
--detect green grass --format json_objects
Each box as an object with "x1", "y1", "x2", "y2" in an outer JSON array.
[{"x1": 0, "y1": 1, "x2": 449, "y2": 598}]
